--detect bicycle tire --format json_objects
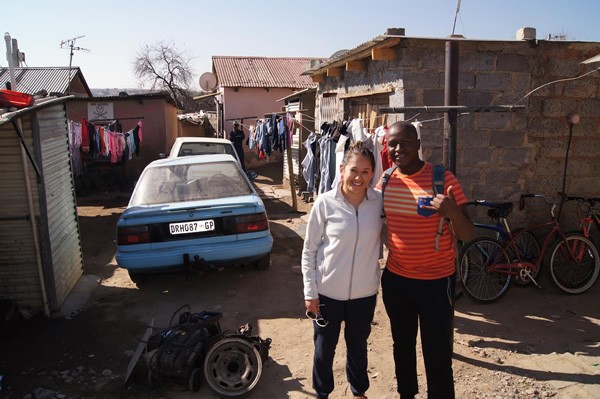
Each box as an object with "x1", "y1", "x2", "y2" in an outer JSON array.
[
  {"x1": 509, "y1": 229, "x2": 541, "y2": 286},
  {"x1": 549, "y1": 233, "x2": 600, "y2": 294},
  {"x1": 459, "y1": 237, "x2": 512, "y2": 303}
]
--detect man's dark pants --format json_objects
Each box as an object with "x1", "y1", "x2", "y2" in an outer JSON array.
[{"x1": 382, "y1": 269, "x2": 456, "y2": 399}]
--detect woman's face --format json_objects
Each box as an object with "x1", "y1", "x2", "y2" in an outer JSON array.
[{"x1": 340, "y1": 154, "x2": 374, "y2": 196}]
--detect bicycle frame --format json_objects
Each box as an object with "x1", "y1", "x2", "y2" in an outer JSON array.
[
  {"x1": 488, "y1": 218, "x2": 560, "y2": 278},
  {"x1": 577, "y1": 201, "x2": 600, "y2": 239},
  {"x1": 487, "y1": 196, "x2": 589, "y2": 280},
  {"x1": 460, "y1": 194, "x2": 600, "y2": 301},
  {"x1": 559, "y1": 193, "x2": 600, "y2": 239},
  {"x1": 464, "y1": 201, "x2": 535, "y2": 271},
  {"x1": 466, "y1": 200, "x2": 514, "y2": 241}
]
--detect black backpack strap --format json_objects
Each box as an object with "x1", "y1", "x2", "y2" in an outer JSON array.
[
  {"x1": 433, "y1": 164, "x2": 445, "y2": 196},
  {"x1": 381, "y1": 165, "x2": 397, "y2": 217}
]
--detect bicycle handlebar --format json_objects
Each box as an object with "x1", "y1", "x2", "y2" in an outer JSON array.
[
  {"x1": 558, "y1": 192, "x2": 600, "y2": 207},
  {"x1": 465, "y1": 200, "x2": 503, "y2": 207},
  {"x1": 519, "y1": 194, "x2": 556, "y2": 217}
]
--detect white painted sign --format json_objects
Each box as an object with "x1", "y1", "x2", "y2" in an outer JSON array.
[{"x1": 88, "y1": 102, "x2": 114, "y2": 121}]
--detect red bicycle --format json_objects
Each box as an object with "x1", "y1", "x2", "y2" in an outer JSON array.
[{"x1": 459, "y1": 194, "x2": 600, "y2": 303}]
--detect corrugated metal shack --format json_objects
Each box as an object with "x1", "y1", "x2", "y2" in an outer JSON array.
[{"x1": 0, "y1": 96, "x2": 83, "y2": 316}]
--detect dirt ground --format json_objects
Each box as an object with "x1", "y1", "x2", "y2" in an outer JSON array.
[{"x1": 1, "y1": 163, "x2": 599, "y2": 399}]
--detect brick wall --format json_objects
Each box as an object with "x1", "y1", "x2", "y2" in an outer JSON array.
[{"x1": 316, "y1": 38, "x2": 600, "y2": 229}]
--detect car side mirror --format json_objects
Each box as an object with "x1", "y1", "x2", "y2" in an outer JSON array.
[{"x1": 158, "y1": 153, "x2": 167, "y2": 159}]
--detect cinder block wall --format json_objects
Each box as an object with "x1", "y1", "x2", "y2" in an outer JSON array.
[{"x1": 316, "y1": 38, "x2": 600, "y2": 230}]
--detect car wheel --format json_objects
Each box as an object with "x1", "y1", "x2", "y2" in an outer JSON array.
[
  {"x1": 255, "y1": 254, "x2": 270, "y2": 271},
  {"x1": 203, "y1": 337, "x2": 263, "y2": 398}
]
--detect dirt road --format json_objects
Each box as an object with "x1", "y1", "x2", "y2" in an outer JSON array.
[{"x1": 0, "y1": 164, "x2": 599, "y2": 399}]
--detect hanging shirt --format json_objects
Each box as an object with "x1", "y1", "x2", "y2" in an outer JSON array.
[
  {"x1": 373, "y1": 125, "x2": 387, "y2": 182},
  {"x1": 301, "y1": 132, "x2": 318, "y2": 193},
  {"x1": 81, "y1": 118, "x2": 90, "y2": 153},
  {"x1": 318, "y1": 134, "x2": 336, "y2": 194},
  {"x1": 348, "y1": 118, "x2": 368, "y2": 143}
]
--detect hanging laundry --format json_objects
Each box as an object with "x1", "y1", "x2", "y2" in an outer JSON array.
[
  {"x1": 301, "y1": 132, "x2": 318, "y2": 194},
  {"x1": 81, "y1": 118, "x2": 90, "y2": 153}
]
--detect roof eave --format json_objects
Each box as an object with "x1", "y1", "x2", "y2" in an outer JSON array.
[
  {"x1": 303, "y1": 34, "x2": 404, "y2": 76},
  {"x1": 303, "y1": 34, "x2": 556, "y2": 76}
]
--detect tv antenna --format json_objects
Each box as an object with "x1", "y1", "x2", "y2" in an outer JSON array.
[
  {"x1": 451, "y1": 0, "x2": 461, "y2": 36},
  {"x1": 60, "y1": 35, "x2": 90, "y2": 93}
]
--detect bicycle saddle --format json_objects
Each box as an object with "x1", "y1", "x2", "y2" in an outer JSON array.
[{"x1": 487, "y1": 202, "x2": 513, "y2": 218}]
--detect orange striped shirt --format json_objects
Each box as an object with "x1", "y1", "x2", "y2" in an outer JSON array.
[{"x1": 382, "y1": 163, "x2": 467, "y2": 279}]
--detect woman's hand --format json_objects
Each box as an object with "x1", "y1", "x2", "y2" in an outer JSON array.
[{"x1": 305, "y1": 298, "x2": 320, "y2": 314}]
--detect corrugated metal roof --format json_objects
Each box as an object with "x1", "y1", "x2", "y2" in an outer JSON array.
[
  {"x1": 212, "y1": 57, "x2": 325, "y2": 89},
  {"x1": 0, "y1": 67, "x2": 92, "y2": 97},
  {"x1": 0, "y1": 96, "x2": 72, "y2": 125}
]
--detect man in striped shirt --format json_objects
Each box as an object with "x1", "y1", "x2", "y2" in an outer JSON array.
[{"x1": 379, "y1": 121, "x2": 474, "y2": 399}]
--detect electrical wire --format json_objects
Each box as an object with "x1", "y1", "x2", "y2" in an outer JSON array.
[{"x1": 512, "y1": 67, "x2": 600, "y2": 106}]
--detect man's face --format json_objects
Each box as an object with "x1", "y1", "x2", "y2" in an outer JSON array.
[
  {"x1": 233, "y1": 123, "x2": 239, "y2": 130},
  {"x1": 385, "y1": 125, "x2": 421, "y2": 172}
]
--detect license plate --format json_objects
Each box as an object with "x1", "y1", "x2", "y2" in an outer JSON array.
[{"x1": 169, "y1": 219, "x2": 215, "y2": 235}]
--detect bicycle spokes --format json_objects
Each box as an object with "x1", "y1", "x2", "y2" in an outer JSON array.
[
  {"x1": 459, "y1": 238, "x2": 512, "y2": 303},
  {"x1": 550, "y1": 234, "x2": 600, "y2": 294}
]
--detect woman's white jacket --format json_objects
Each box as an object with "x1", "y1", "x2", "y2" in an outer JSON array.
[{"x1": 302, "y1": 184, "x2": 383, "y2": 301}]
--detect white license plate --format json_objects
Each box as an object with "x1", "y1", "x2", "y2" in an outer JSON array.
[{"x1": 169, "y1": 219, "x2": 215, "y2": 235}]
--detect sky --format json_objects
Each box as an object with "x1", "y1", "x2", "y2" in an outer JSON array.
[{"x1": 4, "y1": 0, "x2": 600, "y2": 90}]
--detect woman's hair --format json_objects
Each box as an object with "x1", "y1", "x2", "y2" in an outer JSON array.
[{"x1": 342, "y1": 140, "x2": 375, "y2": 170}]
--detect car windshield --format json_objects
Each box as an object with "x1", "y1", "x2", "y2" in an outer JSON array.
[
  {"x1": 130, "y1": 161, "x2": 253, "y2": 206},
  {"x1": 178, "y1": 142, "x2": 237, "y2": 158}
]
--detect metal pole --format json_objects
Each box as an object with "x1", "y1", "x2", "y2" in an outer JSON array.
[{"x1": 444, "y1": 40, "x2": 459, "y2": 174}]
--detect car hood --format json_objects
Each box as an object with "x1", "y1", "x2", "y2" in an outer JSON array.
[{"x1": 121, "y1": 194, "x2": 264, "y2": 220}]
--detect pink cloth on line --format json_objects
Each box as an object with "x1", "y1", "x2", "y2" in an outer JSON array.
[{"x1": 138, "y1": 121, "x2": 143, "y2": 143}]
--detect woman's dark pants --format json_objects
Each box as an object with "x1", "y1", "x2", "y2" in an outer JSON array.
[{"x1": 312, "y1": 294, "x2": 377, "y2": 398}]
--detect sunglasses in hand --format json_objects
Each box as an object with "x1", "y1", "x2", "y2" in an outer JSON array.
[{"x1": 306, "y1": 310, "x2": 328, "y2": 327}]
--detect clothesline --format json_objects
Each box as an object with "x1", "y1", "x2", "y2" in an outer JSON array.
[
  {"x1": 68, "y1": 119, "x2": 144, "y2": 177},
  {"x1": 240, "y1": 111, "x2": 467, "y2": 135}
]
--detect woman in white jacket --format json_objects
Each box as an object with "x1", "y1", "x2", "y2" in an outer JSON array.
[{"x1": 302, "y1": 141, "x2": 383, "y2": 399}]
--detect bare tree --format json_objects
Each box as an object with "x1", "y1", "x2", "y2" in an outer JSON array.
[{"x1": 133, "y1": 42, "x2": 199, "y2": 111}]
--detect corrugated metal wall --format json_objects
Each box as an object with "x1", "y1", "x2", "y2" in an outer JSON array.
[
  {"x1": 319, "y1": 93, "x2": 339, "y2": 124},
  {"x1": 35, "y1": 105, "x2": 83, "y2": 309},
  {"x1": 0, "y1": 102, "x2": 83, "y2": 313},
  {"x1": 0, "y1": 117, "x2": 43, "y2": 309}
]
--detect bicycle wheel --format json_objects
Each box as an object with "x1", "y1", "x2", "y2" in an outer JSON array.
[
  {"x1": 459, "y1": 237, "x2": 512, "y2": 303},
  {"x1": 509, "y1": 230, "x2": 541, "y2": 286},
  {"x1": 549, "y1": 233, "x2": 600, "y2": 294}
]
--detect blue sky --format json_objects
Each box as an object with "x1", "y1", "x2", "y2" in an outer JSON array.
[{"x1": 4, "y1": 0, "x2": 600, "y2": 89}]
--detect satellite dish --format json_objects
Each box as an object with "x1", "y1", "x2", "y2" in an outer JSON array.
[
  {"x1": 329, "y1": 49, "x2": 349, "y2": 59},
  {"x1": 199, "y1": 72, "x2": 218, "y2": 92}
]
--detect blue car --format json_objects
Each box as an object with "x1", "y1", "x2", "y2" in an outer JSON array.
[{"x1": 115, "y1": 154, "x2": 273, "y2": 282}]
